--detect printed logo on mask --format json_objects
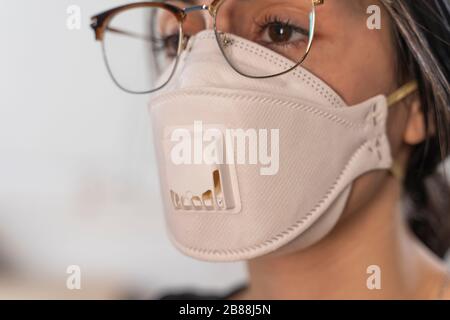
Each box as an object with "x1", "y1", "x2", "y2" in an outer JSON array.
[
  {"x1": 170, "y1": 169, "x2": 227, "y2": 211},
  {"x1": 163, "y1": 122, "x2": 268, "y2": 214}
]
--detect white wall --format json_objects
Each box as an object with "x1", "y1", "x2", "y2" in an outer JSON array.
[{"x1": 0, "y1": 0, "x2": 246, "y2": 297}]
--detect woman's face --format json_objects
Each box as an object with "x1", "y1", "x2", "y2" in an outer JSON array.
[{"x1": 166, "y1": 0, "x2": 417, "y2": 220}]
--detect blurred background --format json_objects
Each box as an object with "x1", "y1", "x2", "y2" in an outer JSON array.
[{"x1": 0, "y1": 0, "x2": 246, "y2": 299}]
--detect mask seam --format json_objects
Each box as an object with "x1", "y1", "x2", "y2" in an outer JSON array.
[
  {"x1": 169, "y1": 134, "x2": 387, "y2": 260},
  {"x1": 151, "y1": 89, "x2": 376, "y2": 130},
  {"x1": 195, "y1": 33, "x2": 344, "y2": 108}
]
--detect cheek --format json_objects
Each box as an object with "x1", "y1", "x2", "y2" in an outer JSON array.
[
  {"x1": 304, "y1": 5, "x2": 398, "y2": 106},
  {"x1": 340, "y1": 170, "x2": 389, "y2": 220},
  {"x1": 307, "y1": 36, "x2": 397, "y2": 106}
]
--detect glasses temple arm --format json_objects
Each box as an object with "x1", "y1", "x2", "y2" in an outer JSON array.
[{"x1": 104, "y1": 26, "x2": 155, "y2": 43}]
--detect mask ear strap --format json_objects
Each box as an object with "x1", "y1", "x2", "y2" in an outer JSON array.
[
  {"x1": 387, "y1": 80, "x2": 418, "y2": 107},
  {"x1": 389, "y1": 160, "x2": 406, "y2": 181},
  {"x1": 386, "y1": 80, "x2": 418, "y2": 181}
]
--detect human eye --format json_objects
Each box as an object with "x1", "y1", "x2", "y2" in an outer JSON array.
[
  {"x1": 152, "y1": 33, "x2": 181, "y2": 59},
  {"x1": 254, "y1": 15, "x2": 310, "y2": 49}
]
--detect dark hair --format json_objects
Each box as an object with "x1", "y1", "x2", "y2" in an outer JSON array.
[{"x1": 381, "y1": 0, "x2": 450, "y2": 258}]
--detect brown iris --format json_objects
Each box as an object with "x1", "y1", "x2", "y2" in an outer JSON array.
[{"x1": 267, "y1": 22, "x2": 293, "y2": 43}]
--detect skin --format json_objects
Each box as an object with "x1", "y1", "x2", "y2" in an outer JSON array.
[{"x1": 172, "y1": 0, "x2": 450, "y2": 299}]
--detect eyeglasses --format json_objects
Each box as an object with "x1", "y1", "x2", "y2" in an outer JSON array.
[{"x1": 91, "y1": 0, "x2": 324, "y2": 94}]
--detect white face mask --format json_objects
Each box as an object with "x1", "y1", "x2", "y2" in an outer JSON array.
[{"x1": 149, "y1": 30, "x2": 415, "y2": 262}]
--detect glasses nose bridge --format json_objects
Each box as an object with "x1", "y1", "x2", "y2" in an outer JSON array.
[
  {"x1": 181, "y1": 3, "x2": 217, "y2": 35},
  {"x1": 183, "y1": 4, "x2": 210, "y2": 14},
  {"x1": 183, "y1": 0, "x2": 223, "y2": 16}
]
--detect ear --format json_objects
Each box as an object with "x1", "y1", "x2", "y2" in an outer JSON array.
[{"x1": 403, "y1": 98, "x2": 427, "y2": 146}]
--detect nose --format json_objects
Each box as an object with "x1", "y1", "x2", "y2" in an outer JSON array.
[{"x1": 204, "y1": 15, "x2": 215, "y2": 29}]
